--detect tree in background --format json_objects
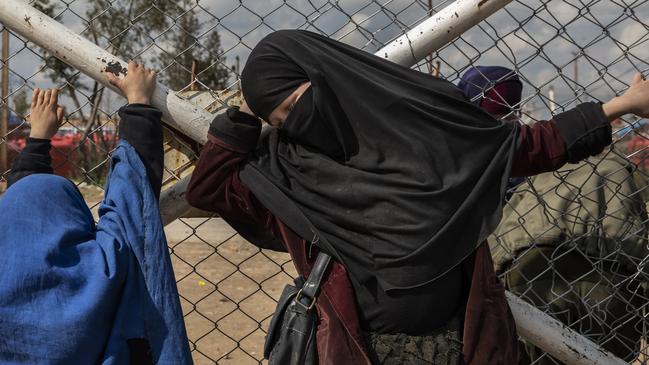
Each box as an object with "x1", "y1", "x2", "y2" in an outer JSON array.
[
  {"x1": 33, "y1": 0, "x2": 231, "y2": 184},
  {"x1": 31, "y1": 0, "x2": 56, "y2": 16},
  {"x1": 157, "y1": 7, "x2": 230, "y2": 91}
]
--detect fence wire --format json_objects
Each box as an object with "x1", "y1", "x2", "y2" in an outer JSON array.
[{"x1": 2, "y1": 0, "x2": 649, "y2": 363}]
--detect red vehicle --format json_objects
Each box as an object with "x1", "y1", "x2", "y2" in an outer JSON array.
[{"x1": 9, "y1": 130, "x2": 118, "y2": 179}]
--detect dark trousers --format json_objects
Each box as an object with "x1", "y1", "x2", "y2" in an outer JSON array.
[
  {"x1": 505, "y1": 247, "x2": 644, "y2": 363},
  {"x1": 363, "y1": 316, "x2": 463, "y2": 365}
]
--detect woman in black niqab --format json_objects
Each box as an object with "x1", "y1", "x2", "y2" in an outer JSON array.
[{"x1": 240, "y1": 30, "x2": 517, "y2": 295}]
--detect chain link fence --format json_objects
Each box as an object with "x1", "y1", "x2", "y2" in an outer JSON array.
[{"x1": 2, "y1": 0, "x2": 649, "y2": 363}]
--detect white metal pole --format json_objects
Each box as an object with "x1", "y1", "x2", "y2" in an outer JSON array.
[
  {"x1": 160, "y1": 175, "x2": 193, "y2": 226},
  {"x1": 376, "y1": 0, "x2": 513, "y2": 66},
  {"x1": 0, "y1": 0, "x2": 211, "y2": 145},
  {"x1": 507, "y1": 292, "x2": 627, "y2": 365}
]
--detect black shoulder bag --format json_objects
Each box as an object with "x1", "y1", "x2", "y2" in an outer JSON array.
[{"x1": 264, "y1": 251, "x2": 331, "y2": 365}]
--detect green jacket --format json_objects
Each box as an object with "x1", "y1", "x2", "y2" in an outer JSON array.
[{"x1": 491, "y1": 153, "x2": 649, "y2": 274}]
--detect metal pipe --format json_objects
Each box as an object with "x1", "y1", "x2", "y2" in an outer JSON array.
[
  {"x1": 507, "y1": 292, "x2": 626, "y2": 365},
  {"x1": 426, "y1": 0, "x2": 434, "y2": 74},
  {"x1": 376, "y1": 0, "x2": 514, "y2": 67},
  {"x1": 190, "y1": 59, "x2": 198, "y2": 91},
  {"x1": 433, "y1": 61, "x2": 441, "y2": 77},
  {"x1": 160, "y1": 175, "x2": 193, "y2": 225}
]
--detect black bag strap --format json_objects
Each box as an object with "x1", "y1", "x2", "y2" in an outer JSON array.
[
  {"x1": 241, "y1": 145, "x2": 339, "y2": 259},
  {"x1": 296, "y1": 251, "x2": 331, "y2": 309}
]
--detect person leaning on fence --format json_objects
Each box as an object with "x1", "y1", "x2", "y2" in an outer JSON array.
[
  {"x1": 0, "y1": 61, "x2": 191, "y2": 364},
  {"x1": 185, "y1": 29, "x2": 649, "y2": 365},
  {"x1": 461, "y1": 65, "x2": 649, "y2": 363}
]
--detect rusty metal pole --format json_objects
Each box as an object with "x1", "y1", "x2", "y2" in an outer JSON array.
[
  {"x1": 235, "y1": 55, "x2": 240, "y2": 90},
  {"x1": 433, "y1": 61, "x2": 441, "y2": 77},
  {"x1": 1, "y1": 28, "x2": 8, "y2": 176},
  {"x1": 190, "y1": 59, "x2": 198, "y2": 91},
  {"x1": 573, "y1": 51, "x2": 580, "y2": 102},
  {"x1": 426, "y1": 0, "x2": 434, "y2": 74}
]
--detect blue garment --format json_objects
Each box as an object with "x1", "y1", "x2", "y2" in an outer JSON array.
[{"x1": 0, "y1": 141, "x2": 191, "y2": 365}]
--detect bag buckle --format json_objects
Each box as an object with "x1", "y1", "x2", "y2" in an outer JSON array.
[{"x1": 295, "y1": 289, "x2": 317, "y2": 310}]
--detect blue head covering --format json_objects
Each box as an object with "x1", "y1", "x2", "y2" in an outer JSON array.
[{"x1": 0, "y1": 141, "x2": 191, "y2": 364}]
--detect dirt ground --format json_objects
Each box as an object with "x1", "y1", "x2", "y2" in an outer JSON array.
[{"x1": 165, "y1": 218, "x2": 296, "y2": 365}]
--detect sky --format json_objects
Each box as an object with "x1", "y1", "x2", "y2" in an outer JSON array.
[{"x1": 3, "y1": 0, "x2": 649, "y2": 122}]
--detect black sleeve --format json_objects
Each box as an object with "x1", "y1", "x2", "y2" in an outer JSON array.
[
  {"x1": 118, "y1": 104, "x2": 164, "y2": 198},
  {"x1": 7, "y1": 137, "x2": 53, "y2": 187},
  {"x1": 208, "y1": 107, "x2": 262, "y2": 151},
  {"x1": 553, "y1": 102, "x2": 612, "y2": 163}
]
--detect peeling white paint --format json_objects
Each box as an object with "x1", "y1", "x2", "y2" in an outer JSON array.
[
  {"x1": 160, "y1": 175, "x2": 193, "y2": 225},
  {"x1": 507, "y1": 292, "x2": 626, "y2": 365},
  {"x1": 375, "y1": 0, "x2": 514, "y2": 66}
]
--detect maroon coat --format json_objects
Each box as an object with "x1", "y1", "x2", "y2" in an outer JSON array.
[{"x1": 186, "y1": 103, "x2": 610, "y2": 364}]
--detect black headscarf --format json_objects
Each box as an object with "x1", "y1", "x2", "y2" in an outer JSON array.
[{"x1": 240, "y1": 30, "x2": 518, "y2": 291}]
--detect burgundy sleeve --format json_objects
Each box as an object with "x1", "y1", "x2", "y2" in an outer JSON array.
[
  {"x1": 511, "y1": 102, "x2": 611, "y2": 177},
  {"x1": 510, "y1": 121, "x2": 567, "y2": 177},
  {"x1": 186, "y1": 108, "x2": 275, "y2": 232}
]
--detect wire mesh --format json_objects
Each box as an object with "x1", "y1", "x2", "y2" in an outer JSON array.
[{"x1": 1, "y1": 0, "x2": 649, "y2": 363}]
